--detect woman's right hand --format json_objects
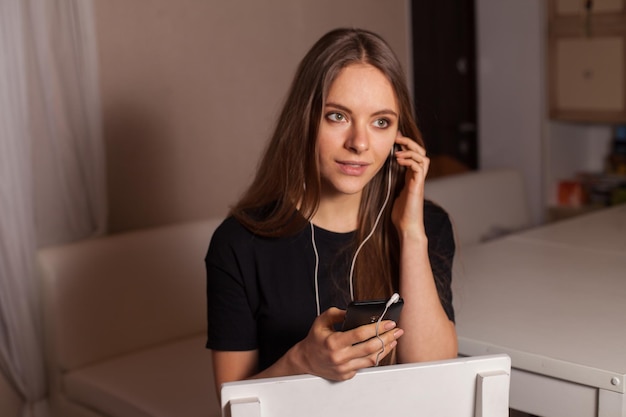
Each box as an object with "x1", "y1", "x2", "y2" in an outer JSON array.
[
  {"x1": 212, "y1": 307, "x2": 404, "y2": 399},
  {"x1": 289, "y1": 307, "x2": 404, "y2": 381}
]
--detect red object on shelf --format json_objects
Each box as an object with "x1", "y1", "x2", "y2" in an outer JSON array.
[{"x1": 558, "y1": 180, "x2": 585, "y2": 207}]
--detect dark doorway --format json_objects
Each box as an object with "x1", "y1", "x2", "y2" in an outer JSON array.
[{"x1": 411, "y1": 1, "x2": 478, "y2": 177}]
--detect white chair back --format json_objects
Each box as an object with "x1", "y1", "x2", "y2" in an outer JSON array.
[{"x1": 221, "y1": 354, "x2": 511, "y2": 417}]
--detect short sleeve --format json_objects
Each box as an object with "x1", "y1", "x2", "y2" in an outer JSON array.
[
  {"x1": 424, "y1": 200, "x2": 456, "y2": 323},
  {"x1": 205, "y1": 218, "x2": 259, "y2": 351}
]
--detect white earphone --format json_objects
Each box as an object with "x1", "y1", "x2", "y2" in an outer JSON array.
[
  {"x1": 386, "y1": 292, "x2": 400, "y2": 308},
  {"x1": 311, "y1": 144, "x2": 397, "y2": 316},
  {"x1": 375, "y1": 292, "x2": 401, "y2": 366}
]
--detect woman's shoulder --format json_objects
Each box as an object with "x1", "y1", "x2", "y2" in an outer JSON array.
[
  {"x1": 211, "y1": 215, "x2": 252, "y2": 242},
  {"x1": 423, "y1": 199, "x2": 454, "y2": 238},
  {"x1": 424, "y1": 199, "x2": 451, "y2": 221},
  {"x1": 210, "y1": 208, "x2": 305, "y2": 246},
  {"x1": 212, "y1": 201, "x2": 278, "y2": 236},
  {"x1": 206, "y1": 216, "x2": 257, "y2": 263}
]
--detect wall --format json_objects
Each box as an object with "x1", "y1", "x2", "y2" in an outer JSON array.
[
  {"x1": 94, "y1": 0, "x2": 411, "y2": 233},
  {"x1": 476, "y1": 0, "x2": 546, "y2": 225},
  {"x1": 476, "y1": 0, "x2": 615, "y2": 224},
  {"x1": 97, "y1": 0, "x2": 613, "y2": 231}
]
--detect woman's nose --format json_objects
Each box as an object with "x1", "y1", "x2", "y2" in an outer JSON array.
[{"x1": 345, "y1": 124, "x2": 369, "y2": 153}]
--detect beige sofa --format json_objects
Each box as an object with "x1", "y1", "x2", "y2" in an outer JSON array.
[
  {"x1": 425, "y1": 168, "x2": 532, "y2": 247},
  {"x1": 35, "y1": 169, "x2": 529, "y2": 417},
  {"x1": 37, "y1": 218, "x2": 224, "y2": 417}
]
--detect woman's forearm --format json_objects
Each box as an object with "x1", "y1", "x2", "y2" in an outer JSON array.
[{"x1": 395, "y1": 234, "x2": 458, "y2": 363}]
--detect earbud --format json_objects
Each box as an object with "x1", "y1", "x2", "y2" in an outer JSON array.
[
  {"x1": 386, "y1": 292, "x2": 400, "y2": 308},
  {"x1": 375, "y1": 292, "x2": 401, "y2": 366}
]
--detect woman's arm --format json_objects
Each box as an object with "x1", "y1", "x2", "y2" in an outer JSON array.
[
  {"x1": 211, "y1": 307, "x2": 404, "y2": 398},
  {"x1": 391, "y1": 134, "x2": 458, "y2": 363},
  {"x1": 395, "y1": 234, "x2": 457, "y2": 362},
  {"x1": 212, "y1": 350, "x2": 258, "y2": 393}
]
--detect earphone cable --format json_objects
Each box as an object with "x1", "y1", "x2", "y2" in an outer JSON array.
[
  {"x1": 374, "y1": 303, "x2": 391, "y2": 366},
  {"x1": 348, "y1": 160, "x2": 393, "y2": 301},
  {"x1": 310, "y1": 222, "x2": 321, "y2": 316},
  {"x1": 311, "y1": 153, "x2": 394, "y2": 315}
]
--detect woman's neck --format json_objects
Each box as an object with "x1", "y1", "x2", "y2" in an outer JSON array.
[{"x1": 312, "y1": 193, "x2": 361, "y2": 233}]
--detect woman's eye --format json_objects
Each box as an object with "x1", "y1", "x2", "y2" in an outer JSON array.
[
  {"x1": 327, "y1": 112, "x2": 346, "y2": 122},
  {"x1": 374, "y1": 118, "x2": 390, "y2": 128}
]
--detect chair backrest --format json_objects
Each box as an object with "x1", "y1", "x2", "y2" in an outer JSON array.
[
  {"x1": 425, "y1": 169, "x2": 532, "y2": 247},
  {"x1": 220, "y1": 354, "x2": 511, "y2": 417}
]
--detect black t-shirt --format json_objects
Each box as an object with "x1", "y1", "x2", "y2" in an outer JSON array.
[{"x1": 205, "y1": 200, "x2": 455, "y2": 371}]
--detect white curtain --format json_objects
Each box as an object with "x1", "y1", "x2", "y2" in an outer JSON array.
[{"x1": 0, "y1": 0, "x2": 106, "y2": 416}]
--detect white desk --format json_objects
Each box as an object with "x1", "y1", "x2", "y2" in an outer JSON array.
[
  {"x1": 452, "y1": 204, "x2": 626, "y2": 417},
  {"x1": 516, "y1": 204, "x2": 626, "y2": 255}
]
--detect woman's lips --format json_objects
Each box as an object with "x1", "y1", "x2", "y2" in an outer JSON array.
[{"x1": 337, "y1": 160, "x2": 369, "y2": 176}]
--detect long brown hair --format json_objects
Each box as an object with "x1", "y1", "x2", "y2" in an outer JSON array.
[{"x1": 231, "y1": 28, "x2": 424, "y2": 300}]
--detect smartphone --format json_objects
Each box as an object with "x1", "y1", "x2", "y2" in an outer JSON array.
[{"x1": 341, "y1": 298, "x2": 404, "y2": 331}]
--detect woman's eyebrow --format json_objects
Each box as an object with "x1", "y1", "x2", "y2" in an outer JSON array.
[
  {"x1": 325, "y1": 102, "x2": 398, "y2": 118},
  {"x1": 324, "y1": 102, "x2": 352, "y2": 114},
  {"x1": 372, "y1": 109, "x2": 398, "y2": 118}
]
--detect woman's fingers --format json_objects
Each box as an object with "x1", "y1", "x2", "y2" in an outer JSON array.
[
  {"x1": 342, "y1": 321, "x2": 404, "y2": 357},
  {"x1": 319, "y1": 307, "x2": 347, "y2": 328},
  {"x1": 391, "y1": 133, "x2": 429, "y2": 236},
  {"x1": 394, "y1": 133, "x2": 426, "y2": 154},
  {"x1": 341, "y1": 319, "x2": 397, "y2": 342},
  {"x1": 301, "y1": 309, "x2": 404, "y2": 381},
  {"x1": 344, "y1": 324, "x2": 404, "y2": 369},
  {"x1": 394, "y1": 135, "x2": 429, "y2": 177}
]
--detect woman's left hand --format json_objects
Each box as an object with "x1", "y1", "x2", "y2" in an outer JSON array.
[
  {"x1": 389, "y1": 133, "x2": 459, "y2": 364},
  {"x1": 391, "y1": 132, "x2": 429, "y2": 239}
]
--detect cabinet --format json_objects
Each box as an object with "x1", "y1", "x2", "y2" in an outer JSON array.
[{"x1": 547, "y1": 0, "x2": 626, "y2": 122}]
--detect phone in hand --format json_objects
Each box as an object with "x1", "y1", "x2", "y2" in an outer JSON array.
[{"x1": 341, "y1": 298, "x2": 404, "y2": 331}]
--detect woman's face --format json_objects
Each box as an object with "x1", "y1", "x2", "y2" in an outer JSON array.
[{"x1": 317, "y1": 63, "x2": 399, "y2": 200}]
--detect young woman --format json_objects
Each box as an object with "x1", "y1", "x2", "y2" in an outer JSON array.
[{"x1": 205, "y1": 28, "x2": 457, "y2": 390}]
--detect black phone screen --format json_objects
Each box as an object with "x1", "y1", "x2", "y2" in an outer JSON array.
[{"x1": 341, "y1": 298, "x2": 404, "y2": 331}]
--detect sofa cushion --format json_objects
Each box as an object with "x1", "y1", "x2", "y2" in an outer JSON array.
[
  {"x1": 425, "y1": 169, "x2": 531, "y2": 246},
  {"x1": 38, "y1": 218, "x2": 223, "y2": 371},
  {"x1": 64, "y1": 335, "x2": 219, "y2": 417}
]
